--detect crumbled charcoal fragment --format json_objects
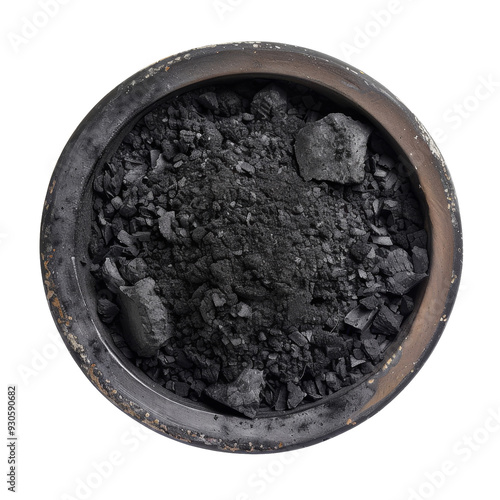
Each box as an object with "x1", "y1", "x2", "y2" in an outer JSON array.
[
  {"x1": 362, "y1": 338, "x2": 382, "y2": 362},
  {"x1": 117, "y1": 278, "x2": 172, "y2": 357},
  {"x1": 287, "y1": 382, "x2": 307, "y2": 409},
  {"x1": 120, "y1": 257, "x2": 148, "y2": 284},
  {"x1": 251, "y1": 84, "x2": 288, "y2": 119},
  {"x1": 274, "y1": 385, "x2": 287, "y2": 411},
  {"x1": 97, "y1": 298, "x2": 120, "y2": 323},
  {"x1": 198, "y1": 92, "x2": 219, "y2": 111},
  {"x1": 101, "y1": 257, "x2": 125, "y2": 292},
  {"x1": 380, "y1": 248, "x2": 413, "y2": 275},
  {"x1": 372, "y1": 305, "x2": 404, "y2": 336},
  {"x1": 344, "y1": 305, "x2": 377, "y2": 332},
  {"x1": 204, "y1": 368, "x2": 265, "y2": 418},
  {"x1": 289, "y1": 331, "x2": 309, "y2": 347},
  {"x1": 173, "y1": 381, "x2": 190, "y2": 398},
  {"x1": 386, "y1": 272, "x2": 427, "y2": 296},
  {"x1": 408, "y1": 230, "x2": 427, "y2": 249},
  {"x1": 158, "y1": 211, "x2": 176, "y2": 242},
  {"x1": 295, "y1": 113, "x2": 372, "y2": 184},
  {"x1": 90, "y1": 80, "x2": 429, "y2": 416},
  {"x1": 400, "y1": 295, "x2": 415, "y2": 316},
  {"x1": 371, "y1": 235, "x2": 393, "y2": 246},
  {"x1": 325, "y1": 372, "x2": 342, "y2": 391},
  {"x1": 412, "y1": 246, "x2": 429, "y2": 274},
  {"x1": 360, "y1": 295, "x2": 382, "y2": 310}
]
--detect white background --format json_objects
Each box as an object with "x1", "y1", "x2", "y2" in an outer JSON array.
[{"x1": 2, "y1": 1, "x2": 499, "y2": 499}]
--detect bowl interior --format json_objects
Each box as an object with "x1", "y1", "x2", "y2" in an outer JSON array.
[{"x1": 74, "y1": 74, "x2": 431, "y2": 417}]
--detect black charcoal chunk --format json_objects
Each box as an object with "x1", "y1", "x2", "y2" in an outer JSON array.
[
  {"x1": 121, "y1": 257, "x2": 148, "y2": 284},
  {"x1": 372, "y1": 305, "x2": 403, "y2": 336},
  {"x1": 174, "y1": 381, "x2": 190, "y2": 398},
  {"x1": 350, "y1": 241, "x2": 373, "y2": 262},
  {"x1": 386, "y1": 271, "x2": 427, "y2": 295},
  {"x1": 116, "y1": 230, "x2": 136, "y2": 247},
  {"x1": 412, "y1": 246, "x2": 429, "y2": 274},
  {"x1": 400, "y1": 295, "x2": 414, "y2": 315},
  {"x1": 303, "y1": 379, "x2": 322, "y2": 400},
  {"x1": 198, "y1": 92, "x2": 219, "y2": 111},
  {"x1": 102, "y1": 258, "x2": 125, "y2": 292},
  {"x1": 289, "y1": 330, "x2": 309, "y2": 347},
  {"x1": 371, "y1": 235, "x2": 393, "y2": 246},
  {"x1": 274, "y1": 385, "x2": 287, "y2": 411},
  {"x1": 350, "y1": 356, "x2": 366, "y2": 368},
  {"x1": 204, "y1": 368, "x2": 265, "y2": 418},
  {"x1": 286, "y1": 382, "x2": 307, "y2": 409},
  {"x1": 117, "y1": 277, "x2": 172, "y2": 357},
  {"x1": 325, "y1": 372, "x2": 342, "y2": 391},
  {"x1": 344, "y1": 305, "x2": 377, "y2": 332},
  {"x1": 158, "y1": 210, "x2": 176, "y2": 242},
  {"x1": 97, "y1": 298, "x2": 119, "y2": 323},
  {"x1": 295, "y1": 112, "x2": 372, "y2": 184},
  {"x1": 251, "y1": 84, "x2": 287, "y2": 119},
  {"x1": 325, "y1": 336, "x2": 348, "y2": 360},
  {"x1": 360, "y1": 296, "x2": 382, "y2": 310},
  {"x1": 191, "y1": 226, "x2": 207, "y2": 243},
  {"x1": 408, "y1": 229, "x2": 427, "y2": 249},
  {"x1": 380, "y1": 248, "x2": 413, "y2": 276},
  {"x1": 362, "y1": 338, "x2": 382, "y2": 362}
]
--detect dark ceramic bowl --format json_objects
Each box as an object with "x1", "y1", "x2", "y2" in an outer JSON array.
[{"x1": 40, "y1": 42, "x2": 462, "y2": 453}]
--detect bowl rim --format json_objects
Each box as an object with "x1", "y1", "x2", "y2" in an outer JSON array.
[{"x1": 40, "y1": 41, "x2": 463, "y2": 453}]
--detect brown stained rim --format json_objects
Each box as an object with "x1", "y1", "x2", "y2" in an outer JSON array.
[{"x1": 40, "y1": 42, "x2": 462, "y2": 453}]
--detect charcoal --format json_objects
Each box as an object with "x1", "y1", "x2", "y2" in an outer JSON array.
[
  {"x1": 191, "y1": 226, "x2": 207, "y2": 243},
  {"x1": 102, "y1": 257, "x2": 125, "y2": 292},
  {"x1": 295, "y1": 112, "x2": 372, "y2": 184},
  {"x1": 303, "y1": 379, "x2": 322, "y2": 400},
  {"x1": 286, "y1": 382, "x2": 307, "y2": 409},
  {"x1": 117, "y1": 277, "x2": 172, "y2": 357},
  {"x1": 386, "y1": 271, "x2": 427, "y2": 295},
  {"x1": 412, "y1": 246, "x2": 429, "y2": 274},
  {"x1": 408, "y1": 229, "x2": 427, "y2": 249},
  {"x1": 158, "y1": 210, "x2": 176, "y2": 242},
  {"x1": 311, "y1": 331, "x2": 346, "y2": 349},
  {"x1": 198, "y1": 92, "x2": 219, "y2": 111},
  {"x1": 344, "y1": 305, "x2": 377, "y2": 332},
  {"x1": 372, "y1": 305, "x2": 403, "y2": 336},
  {"x1": 289, "y1": 330, "x2": 309, "y2": 347},
  {"x1": 117, "y1": 230, "x2": 136, "y2": 247},
  {"x1": 360, "y1": 295, "x2": 382, "y2": 310},
  {"x1": 371, "y1": 235, "x2": 393, "y2": 246},
  {"x1": 325, "y1": 340, "x2": 348, "y2": 360},
  {"x1": 400, "y1": 295, "x2": 414, "y2": 315},
  {"x1": 336, "y1": 357, "x2": 348, "y2": 379},
  {"x1": 251, "y1": 84, "x2": 287, "y2": 119},
  {"x1": 325, "y1": 372, "x2": 342, "y2": 391},
  {"x1": 174, "y1": 381, "x2": 190, "y2": 398},
  {"x1": 97, "y1": 298, "x2": 120, "y2": 323},
  {"x1": 362, "y1": 338, "x2": 382, "y2": 362},
  {"x1": 350, "y1": 241, "x2": 373, "y2": 262},
  {"x1": 380, "y1": 248, "x2": 413, "y2": 275},
  {"x1": 120, "y1": 257, "x2": 148, "y2": 284},
  {"x1": 274, "y1": 385, "x2": 287, "y2": 411},
  {"x1": 204, "y1": 368, "x2": 265, "y2": 418},
  {"x1": 350, "y1": 356, "x2": 366, "y2": 368},
  {"x1": 218, "y1": 90, "x2": 242, "y2": 116}
]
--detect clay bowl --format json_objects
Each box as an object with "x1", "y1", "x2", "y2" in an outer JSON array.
[{"x1": 40, "y1": 42, "x2": 462, "y2": 453}]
